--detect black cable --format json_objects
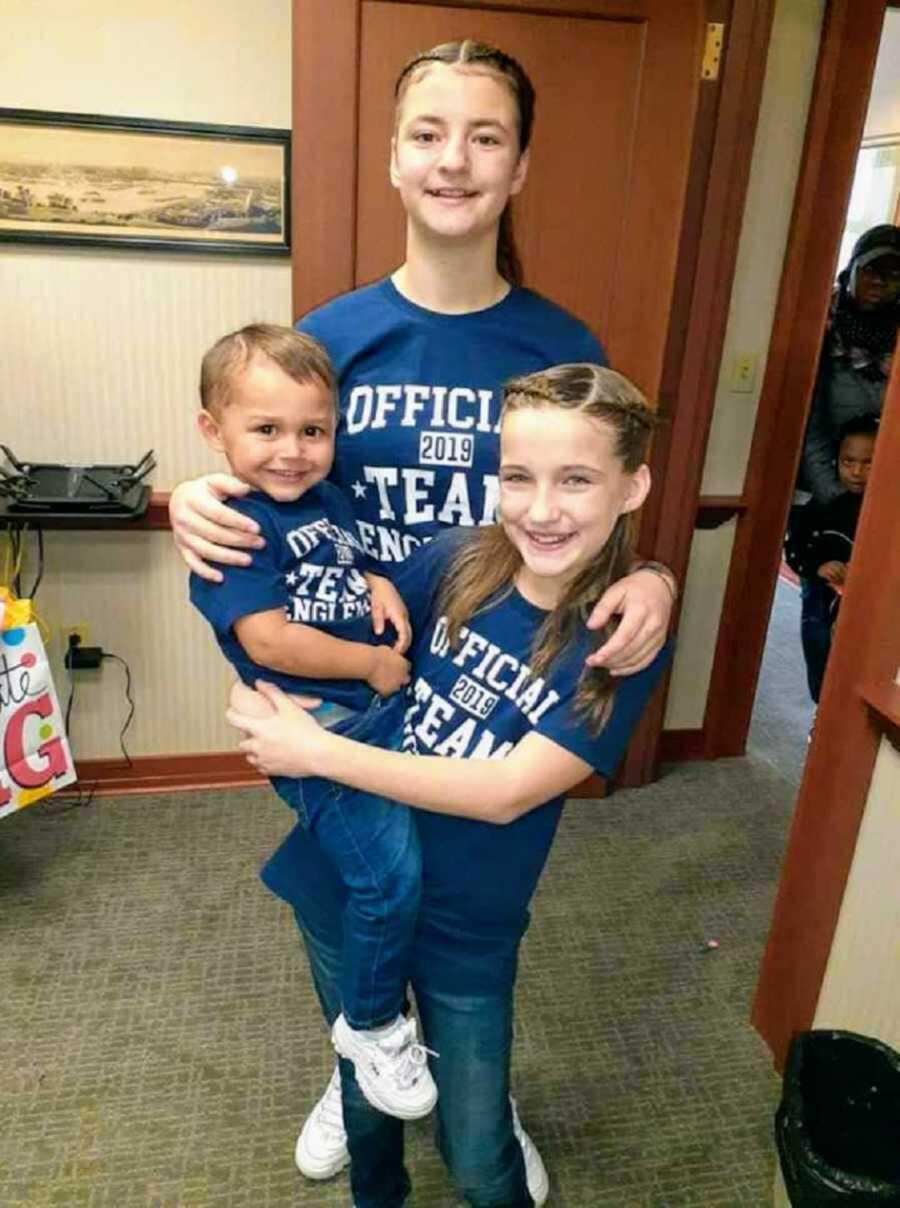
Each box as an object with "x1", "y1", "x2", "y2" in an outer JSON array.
[
  {"x1": 28, "y1": 526, "x2": 44, "y2": 599},
  {"x1": 38, "y1": 779, "x2": 98, "y2": 817},
  {"x1": 9, "y1": 525, "x2": 22, "y2": 596},
  {"x1": 64, "y1": 655, "x2": 76, "y2": 737},
  {"x1": 40, "y1": 661, "x2": 98, "y2": 817},
  {"x1": 42, "y1": 647, "x2": 135, "y2": 818},
  {"x1": 102, "y1": 652, "x2": 135, "y2": 767}
]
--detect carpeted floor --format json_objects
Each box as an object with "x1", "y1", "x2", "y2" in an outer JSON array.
[{"x1": 0, "y1": 583, "x2": 812, "y2": 1207}]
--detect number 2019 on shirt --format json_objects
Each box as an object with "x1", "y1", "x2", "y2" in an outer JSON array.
[{"x1": 419, "y1": 431, "x2": 475, "y2": 469}]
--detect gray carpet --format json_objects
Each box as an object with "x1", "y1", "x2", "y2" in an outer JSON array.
[
  {"x1": 0, "y1": 584, "x2": 810, "y2": 1207},
  {"x1": 747, "y1": 576, "x2": 815, "y2": 785}
]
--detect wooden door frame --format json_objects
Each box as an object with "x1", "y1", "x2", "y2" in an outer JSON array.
[
  {"x1": 290, "y1": 0, "x2": 777, "y2": 787},
  {"x1": 697, "y1": 0, "x2": 890, "y2": 761},
  {"x1": 740, "y1": 0, "x2": 899, "y2": 1068},
  {"x1": 752, "y1": 338, "x2": 900, "y2": 1070}
]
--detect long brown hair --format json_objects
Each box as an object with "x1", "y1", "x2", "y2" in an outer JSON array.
[
  {"x1": 394, "y1": 39, "x2": 535, "y2": 287},
  {"x1": 438, "y1": 364, "x2": 657, "y2": 732}
]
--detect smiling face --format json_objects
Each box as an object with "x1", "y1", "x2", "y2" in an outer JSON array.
[
  {"x1": 390, "y1": 62, "x2": 529, "y2": 246},
  {"x1": 499, "y1": 406, "x2": 651, "y2": 608},
  {"x1": 197, "y1": 355, "x2": 336, "y2": 502}
]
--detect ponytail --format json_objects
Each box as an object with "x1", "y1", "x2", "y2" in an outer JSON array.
[{"x1": 497, "y1": 204, "x2": 523, "y2": 287}]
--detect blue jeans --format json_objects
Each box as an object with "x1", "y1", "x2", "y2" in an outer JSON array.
[
  {"x1": 272, "y1": 698, "x2": 421, "y2": 1030},
  {"x1": 800, "y1": 575, "x2": 833, "y2": 704},
  {"x1": 292, "y1": 900, "x2": 534, "y2": 1208}
]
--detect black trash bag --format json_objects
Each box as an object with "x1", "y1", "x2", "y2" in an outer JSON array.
[{"x1": 776, "y1": 1030, "x2": 900, "y2": 1205}]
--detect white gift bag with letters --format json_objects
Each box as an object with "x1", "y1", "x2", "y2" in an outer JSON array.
[{"x1": 1, "y1": 590, "x2": 77, "y2": 818}]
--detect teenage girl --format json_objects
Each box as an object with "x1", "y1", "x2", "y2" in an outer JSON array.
[
  {"x1": 169, "y1": 38, "x2": 676, "y2": 1200},
  {"x1": 229, "y1": 363, "x2": 670, "y2": 1208},
  {"x1": 170, "y1": 40, "x2": 675, "y2": 668}
]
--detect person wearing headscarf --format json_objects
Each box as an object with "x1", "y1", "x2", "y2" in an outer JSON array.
[
  {"x1": 792, "y1": 224, "x2": 899, "y2": 706},
  {"x1": 800, "y1": 223, "x2": 899, "y2": 505}
]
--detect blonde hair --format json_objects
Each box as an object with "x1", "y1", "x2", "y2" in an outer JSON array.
[
  {"x1": 199, "y1": 324, "x2": 336, "y2": 417},
  {"x1": 438, "y1": 364, "x2": 657, "y2": 732},
  {"x1": 394, "y1": 39, "x2": 535, "y2": 286}
]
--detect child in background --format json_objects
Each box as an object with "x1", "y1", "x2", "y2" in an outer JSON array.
[
  {"x1": 228, "y1": 363, "x2": 672, "y2": 1207},
  {"x1": 785, "y1": 413, "x2": 878, "y2": 694},
  {"x1": 189, "y1": 323, "x2": 437, "y2": 1122}
]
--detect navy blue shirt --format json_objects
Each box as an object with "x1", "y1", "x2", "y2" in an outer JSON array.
[
  {"x1": 190, "y1": 482, "x2": 378, "y2": 711},
  {"x1": 262, "y1": 531, "x2": 671, "y2": 992},
  {"x1": 299, "y1": 278, "x2": 605, "y2": 565}
]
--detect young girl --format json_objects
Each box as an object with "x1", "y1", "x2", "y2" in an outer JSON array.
[
  {"x1": 169, "y1": 37, "x2": 676, "y2": 1193},
  {"x1": 229, "y1": 364, "x2": 671, "y2": 1207}
]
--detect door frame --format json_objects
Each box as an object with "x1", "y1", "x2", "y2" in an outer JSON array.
[
  {"x1": 738, "y1": 0, "x2": 899, "y2": 1068},
  {"x1": 697, "y1": 0, "x2": 890, "y2": 761},
  {"x1": 290, "y1": 0, "x2": 777, "y2": 787}
]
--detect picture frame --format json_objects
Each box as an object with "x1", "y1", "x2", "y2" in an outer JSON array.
[{"x1": 0, "y1": 108, "x2": 291, "y2": 256}]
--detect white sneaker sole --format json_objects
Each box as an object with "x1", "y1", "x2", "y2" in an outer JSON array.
[{"x1": 294, "y1": 1131, "x2": 350, "y2": 1181}]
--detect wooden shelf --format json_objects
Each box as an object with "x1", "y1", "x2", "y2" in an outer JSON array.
[
  {"x1": 859, "y1": 680, "x2": 900, "y2": 743},
  {"x1": 0, "y1": 491, "x2": 171, "y2": 531},
  {"x1": 695, "y1": 495, "x2": 747, "y2": 529}
]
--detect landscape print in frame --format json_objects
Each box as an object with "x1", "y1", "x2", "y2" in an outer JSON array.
[{"x1": 0, "y1": 109, "x2": 290, "y2": 256}]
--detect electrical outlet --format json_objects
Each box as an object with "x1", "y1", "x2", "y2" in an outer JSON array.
[
  {"x1": 729, "y1": 352, "x2": 758, "y2": 393},
  {"x1": 64, "y1": 624, "x2": 90, "y2": 648}
]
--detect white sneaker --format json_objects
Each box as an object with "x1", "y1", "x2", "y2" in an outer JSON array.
[
  {"x1": 331, "y1": 1012, "x2": 438, "y2": 1120},
  {"x1": 294, "y1": 1065, "x2": 350, "y2": 1180},
  {"x1": 511, "y1": 1097, "x2": 549, "y2": 1206}
]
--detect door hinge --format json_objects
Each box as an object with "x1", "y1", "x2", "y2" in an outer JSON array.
[{"x1": 702, "y1": 23, "x2": 724, "y2": 81}]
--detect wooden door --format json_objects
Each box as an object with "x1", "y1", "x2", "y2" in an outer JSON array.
[
  {"x1": 291, "y1": 0, "x2": 775, "y2": 785},
  {"x1": 293, "y1": 0, "x2": 708, "y2": 400}
]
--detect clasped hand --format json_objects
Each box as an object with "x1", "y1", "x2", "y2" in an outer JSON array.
[{"x1": 226, "y1": 681, "x2": 326, "y2": 778}]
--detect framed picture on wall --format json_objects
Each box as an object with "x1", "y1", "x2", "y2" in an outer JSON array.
[{"x1": 0, "y1": 109, "x2": 291, "y2": 256}]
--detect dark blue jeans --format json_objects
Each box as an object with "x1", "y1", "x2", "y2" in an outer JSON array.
[
  {"x1": 291, "y1": 900, "x2": 534, "y2": 1208},
  {"x1": 799, "y1": 575, "x2": 833, "y2": 704},
  {"x1": 272, "y1": 699, "x2": 421, "y2": 1030}
]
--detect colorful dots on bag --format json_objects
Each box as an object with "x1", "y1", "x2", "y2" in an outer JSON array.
[{"x1": 2, "y1": 627, "x2": 26, "y2": 646}]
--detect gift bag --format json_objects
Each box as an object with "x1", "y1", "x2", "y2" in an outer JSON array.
[{"x1": 1, "y1": 586, "x2": 77, "y2": 818}]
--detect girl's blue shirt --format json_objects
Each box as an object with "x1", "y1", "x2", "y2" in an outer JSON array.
[
  {"x1": 264, "y1": 530, "x2": 671, "y2": 991},
  {"x1": 298, "y1": 277, "x2": 605, "y2": 566}
]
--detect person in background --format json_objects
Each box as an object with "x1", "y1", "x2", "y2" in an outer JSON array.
[
  {"x1": 799, "y1": 224, "x2": 898, "y2": 505},
  {"x1": 786, "y1": 413, "x2": 878, "y2": 702},
  {"x1": 792, "y1": 223, "x2": 898, "y2": 705}
]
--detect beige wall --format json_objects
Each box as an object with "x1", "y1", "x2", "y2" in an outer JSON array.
[
  {"x1": 812, "y1": 734, "x2": 900, "y2": 1048},
  {"x1": 1, "y1": 1, "x2": 291, "y2": 759},
  {"x1": 664, "y1": 0, "x2": 826, "y2": 730},
  {"x1": 865, "y1": 9, "x2": 900, "y2": 140}
]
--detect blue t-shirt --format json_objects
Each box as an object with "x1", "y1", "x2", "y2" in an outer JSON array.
[
  {"x1": 262, "y1": 531, "x2": 671, "y2": 992},
  {"x1": 299, "y1": 278, "x2": 605, "y2": 565},
  {"x1": 190, "y1": 482, "x2": 378, "y2": 711}
]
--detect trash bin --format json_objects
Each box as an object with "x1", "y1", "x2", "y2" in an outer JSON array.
[{"x1": 776, "y1": 1030, "x2": 900, "y2": 1204}]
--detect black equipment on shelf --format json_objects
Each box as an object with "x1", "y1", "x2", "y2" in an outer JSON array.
[{"x1": 0, "y1": 446, "x2": 155, "y2": 520}]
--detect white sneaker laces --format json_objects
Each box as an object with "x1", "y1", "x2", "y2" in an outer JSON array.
[{"x1": 379, "y1": 1019, "x2": 438, "y2": 1089}]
